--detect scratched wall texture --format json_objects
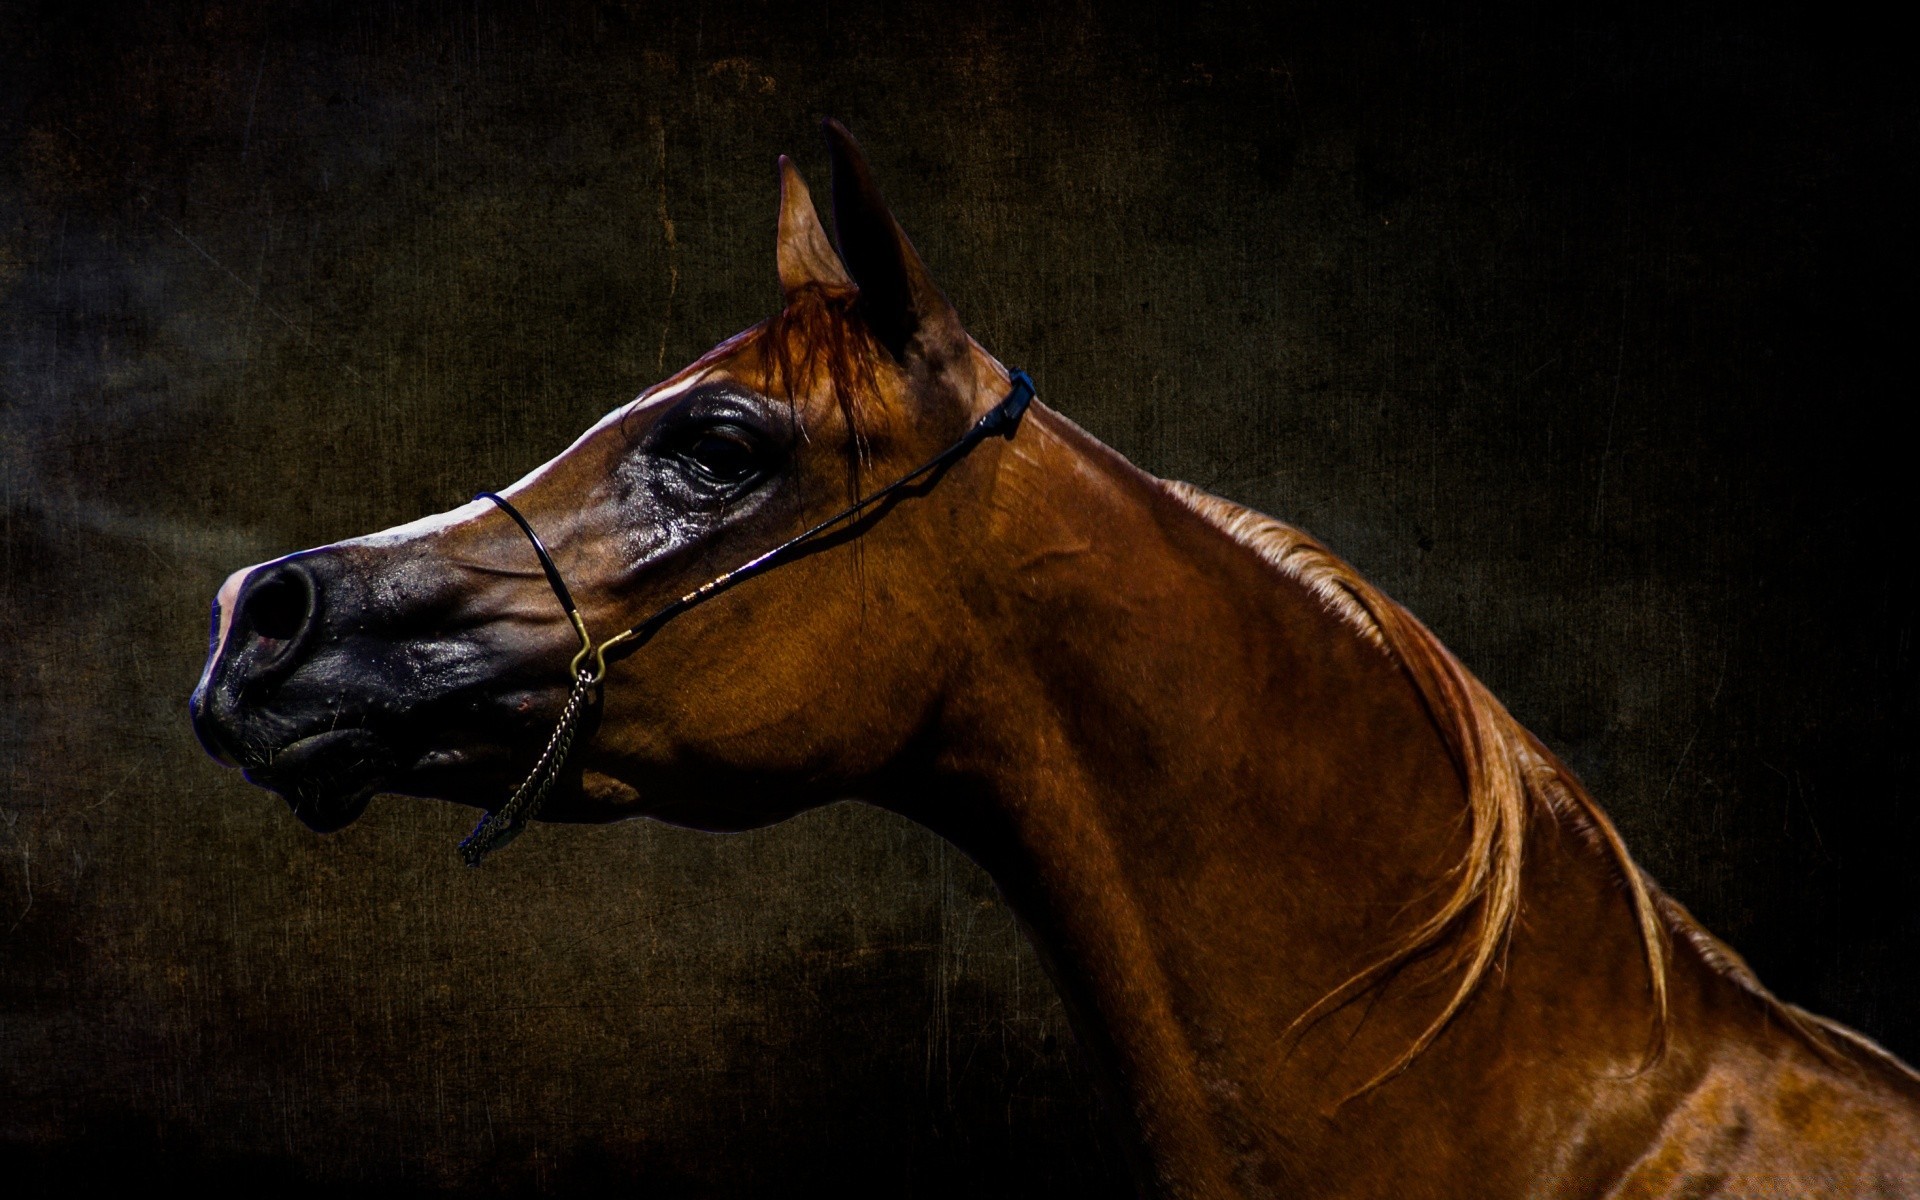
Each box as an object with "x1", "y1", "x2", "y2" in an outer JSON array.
[{"x1": 2, "y1": 1, "x2": 1913, "y2": 1195}]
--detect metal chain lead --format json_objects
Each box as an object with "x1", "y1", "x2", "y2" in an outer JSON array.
[{"x1": 458, "y1": 668, "x2": 596, "y2": 867}]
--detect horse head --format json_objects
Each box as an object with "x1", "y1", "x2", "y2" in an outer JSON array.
[{"x1": 189, "y1": 121, "x2": 1018, "y2": 841}]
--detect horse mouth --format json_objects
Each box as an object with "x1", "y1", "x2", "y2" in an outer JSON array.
[{"x1": 244, "y1": 729, "x2": 386, "y2": 832}]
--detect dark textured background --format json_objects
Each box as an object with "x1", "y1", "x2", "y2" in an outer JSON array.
[{"x1": 2, "y1": 1, "x2": 1913, "y2": 1195}]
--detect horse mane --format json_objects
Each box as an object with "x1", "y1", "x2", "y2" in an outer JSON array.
[
  {"x1": 702, "y1": 293, "x2": 1909, "y2": 1087},
  {"x1": 1160, "y1": 480, "x2": 1903, "y2": 1093}
]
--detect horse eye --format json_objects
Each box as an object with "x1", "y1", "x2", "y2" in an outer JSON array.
[{"x1": 677, "y1": 425, "x2": 763, "y2": 485}]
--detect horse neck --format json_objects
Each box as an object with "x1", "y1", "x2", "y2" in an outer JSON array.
[{"x1": 887, "y1": 406, "x2": 1668, "y2": 1195}]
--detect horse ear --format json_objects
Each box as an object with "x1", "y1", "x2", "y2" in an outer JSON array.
[
  {"x1": 821, "y1": 118, "x2": 965, "y2": 365},
  {"x1": 777, "y1": 155, "x2": 853, "y2": 297}
]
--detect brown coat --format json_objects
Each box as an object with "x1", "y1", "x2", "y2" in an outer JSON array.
[{"x1": 191, "y1": 123, "x2": 1920, "y2": 1198}]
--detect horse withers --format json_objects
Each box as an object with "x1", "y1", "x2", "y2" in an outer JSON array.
[{"x1": 189, "y1": 121, "x2": 1920, "y2": 1197}]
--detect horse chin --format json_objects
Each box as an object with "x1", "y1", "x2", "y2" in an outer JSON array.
[
  {"x1": 284, "y1": 782, "x2": 378, "y2": 833},
  {"x1": 243, "y1": 728, "x2": 388, "y2": 833}
]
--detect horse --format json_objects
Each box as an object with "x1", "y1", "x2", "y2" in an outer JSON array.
[{"x1": 188, "y1": 120, "x2": 1920, "y2": 1197}]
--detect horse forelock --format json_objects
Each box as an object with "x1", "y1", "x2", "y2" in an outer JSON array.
[{"x1": 754, "y1": 283, "x2": 884, "y2": 504}]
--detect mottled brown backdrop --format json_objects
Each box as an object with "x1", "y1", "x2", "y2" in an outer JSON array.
[{"x1": 3, "y1": 1, "x2": 1913, "y2": 1195}]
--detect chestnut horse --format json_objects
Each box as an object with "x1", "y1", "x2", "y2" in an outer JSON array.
[{"x1": 190, "y1": 122, "x2": 1920, "y2": 1196}]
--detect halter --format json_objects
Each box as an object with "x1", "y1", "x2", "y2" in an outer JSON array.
[{"x1": 460, "y1": 369, "x2": 1036, "y2": 866}]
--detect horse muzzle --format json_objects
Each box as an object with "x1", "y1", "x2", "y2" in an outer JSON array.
[
  {"x1": 189, "y1": 539, "x2": 570, "y2": 833},
  {"x1": 189, "y1": 550, "x2": 402, "y2": 831}
]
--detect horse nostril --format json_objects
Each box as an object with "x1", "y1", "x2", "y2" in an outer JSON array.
[
  {"x1": 247, "y1": 569, "x2": 313, "y2": 642},
  {"x1": 189, "y1": 556, "x2": 328, "y2": 765},
  {"x1": 229, "y1": 558, "x2": 322, "y2": 683}
]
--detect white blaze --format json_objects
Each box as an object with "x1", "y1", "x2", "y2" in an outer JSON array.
[{"x1": 198, "y1": 368, "x2": 720, "y2": 682}]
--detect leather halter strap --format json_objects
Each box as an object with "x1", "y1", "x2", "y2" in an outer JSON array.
[{"x1": 459, "y1": 369, "x2": 1035, "y2": 865}]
